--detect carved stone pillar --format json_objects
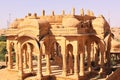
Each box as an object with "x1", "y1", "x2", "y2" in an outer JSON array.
[
  {"x1": 73, "y1": 41, "x2": 79, "y2": 78},
  {"x1": 18, "y1": 43, "x2": 23, "y2": 80},
  {"x1": 37, "y1": 53, "x2": 42, "y2": 79},
  {"x1": 27, "y1": 44, "x2": 33, "y2": 72},
  {"x1": 99, "y1": 53, "x2": 104, "y2": 73},
  {"x1": 61, "y1": 40, "x2": 67, "y2": 76},
  {"x1": 99, "y1": 40, "x2": 105, "y2": 73},
  {"x1": 62, "y1": 53, "x2": 67, "y2": 76},
  {"x1": 7, "y1": 40, "x2": 13, "y2": 69},
  {"x1": 68, "y1": 52, "x2": 74, "y2": 74},
  {"x1": 79, "y1": 41, "x2": 85, "y2": 76},
  {"x1": 91, "y1": 43, "x2": 95, "y2": 62},
  {"x1": 16, "y1": 53, "x2": 19, "y2": 70},
  {"x1": 14, "y1": 42, "x2": 19, "y2": 70},
  {"x1": 74, "y1": 54, "x2": 79, "y2": 77},
  {"x1": 72, "y1": 8, "x2": 75, "y2": 15},
  {"x1": 87, "y1": 43, "x2": 91, "y2": 72},
  {"x1": 42, "y1": 10, "x2": 45, "y2": 16},
  {"x1": 79, "y1": 53, "x2": 84, "y2": 76},
  {"x1": 80, "y1": 8, "x2": 84, "y2": 16},
  {"x1": 23, "y1": 49, "x2": 27, "y2": 68},
  {"x1": 94, "y1": 43, "x2": 99, "y2": 66},
  {"x1": 46, "y1": 53, "x2": 51, "y2": 75}
]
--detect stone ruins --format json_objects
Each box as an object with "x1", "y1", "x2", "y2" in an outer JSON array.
[{"x1": 5, "y1": 8, "x2": 113, "y2": 80}]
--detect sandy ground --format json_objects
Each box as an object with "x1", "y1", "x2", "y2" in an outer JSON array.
[
  {"x1": 0, "y1": 62, "x2": 18, "y2": 80},
  {"x1": 0, "y1": 61, "x2": 62, "y2": 80}
]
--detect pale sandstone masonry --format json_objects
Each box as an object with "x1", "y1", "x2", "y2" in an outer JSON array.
[{"x1": 5, "y1": 8, "x2": 112, "y2": 80}]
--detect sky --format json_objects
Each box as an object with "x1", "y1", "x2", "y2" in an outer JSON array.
[{"x1": 0, "y1": 0, "x2": 120, "y2": 29}]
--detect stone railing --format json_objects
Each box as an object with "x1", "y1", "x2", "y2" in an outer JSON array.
[
  {"x1": 111, "y1": 48, "x2": 120, "y2": 52},
  {"x1": 50, "y1": 28, "x2": 90, "y2": 35}
]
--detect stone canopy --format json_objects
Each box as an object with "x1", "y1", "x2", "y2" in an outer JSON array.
[{"x1": 5, "y1": 8, "x2": 112, "y2": 80}]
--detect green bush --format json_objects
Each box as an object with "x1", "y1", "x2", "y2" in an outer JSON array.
[
  {"x1": 0, "y1": 35, "x2": 6, "y2": 42},
  {"x1": 0, "y1": 42, "x2": 7, "y2": 61}
]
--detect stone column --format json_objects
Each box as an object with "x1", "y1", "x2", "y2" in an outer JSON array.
[
  {"x1": 62, "y1": 53, "x2": 67, "y2": 76},
  {"x1": 72, "y1": 8, "x2": 75, "y2": 15},
  {"x1": 42, "y1": 10, "x2": 45, "y2": 16},
  {"x1": 79, "y1": 41, "x2": 85, "y2": 76},
  {"x1": 68, "y1": 52, "x2": 74, "y2": 74},
  {"x1": 27, "y1": 44, "x2": 33, "y2": 72},
  {"x1": 79, "y1": 53, "x2": 84, "y2": 76},
  {"x1": 16, "y1": 53, "x2": 19, "y2": 70},
  {"x1": 87, "y1": 10, "x2": 90, "y2": 16},
  {"x1": 80, "y1": 8, "x2": 84, "y2": 16},
  {"x1": 91, "y1": 43, "x2": 94, "y2": 61},
  {"x1": 99, "y1": 49, "x2": 105, "y2": 74},
  {"x1": 74, "y1": 54, "x2": 79, "y2": 77},
  {"x1": 7, "y1": 40, "x2": 13, "y2": 69},
  {"x1": 94, "y1": 43, "x2": 99, "y2": 66},
  {"x1": 73, "y1": 41, "x2": 79, "y2": 78},
  {"x1": 23, "y1": 49, "x2": 27, "y2": 68},
  {"x1": 61, "y1": 40, "x2": 67, "y2": 76},
  {"x1": 99, "y1": 40, "x2": 105, "y2": 73},
  {"x1": 18, "y1": 43, "x2": 23, "y2": 80},
  {"x1": 37, "y1": 53, "x2": 42, "y2": 79},
  {"x1": 52, "y1": 11, "x2": 55, "y2": 16},
  {"x1": 62, "y1": 10, "x2": 65, "y2": 15},
  {"x1": 87, "y1": 43, "x2": 91, "y2": 72},
  {"x1": 46, "y1": 53, "x2": 51, "y2": 75},
  {"x1": 99, "y1": 52, "x2": 104, "y2": 73},
  {"x1": 14, "y1": 42, "x2": 19, "y2": 70}
]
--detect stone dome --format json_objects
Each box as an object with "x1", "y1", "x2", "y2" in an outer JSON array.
[
  {"x1": 18, "y1": 17, "x2": 50, "y2": 29},
  {"x1": 92, "y1": 15, "x2": 110, "y2": 31},
  {"x1": 37, "y1": 19, "x2": 50, "y2": 29},
  {"x1": 92, "y1": 16, "x2": 105, "y2": 28},
  {"x1": 62, "y1": 16, "x2": 81, "y2": 28},
  {"x1": 9, "y1": 19, "x2": 23, "y2": 29}
]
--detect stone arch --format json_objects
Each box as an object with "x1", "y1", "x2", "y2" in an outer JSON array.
[
  {"x1": 50, "y1": 42, "x2": 62, "y2": 58},
  {"x1": 54, "y1": 42, "x2": 62, "y2": 57},
  {"x1": 21, "y1": 40, "x2": 39, "y2": 55},
  {"x1": 17, "y1": 36, "x2": 41, "y2": 78},
  {"x1": 66, "y1": 44, "x2": 74, "y2": 74},
  {"x1": 21, "y1": 42, "x2": 34, "y2": 69},
  {"x1": 66, "y1": 44, "x2": 73, "y2": 55},
  {"x1": 50, "y1": 41, "x2": 63, "y2": 67},
  {"x1": 21, "y1": 38, "x2": 40, "y2": 64},
  {"x1": 88, "y1": 35, "x2": 106, "y2": 73}
]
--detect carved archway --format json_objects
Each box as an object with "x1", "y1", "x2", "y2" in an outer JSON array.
[
  {"x1": 66, "y1": 44, "x2": 74, "y2": 74},
  {"x1": 17, "y1": 36, "x2": 42, "y2": 79}
]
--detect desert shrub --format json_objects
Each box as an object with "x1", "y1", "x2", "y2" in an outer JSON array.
[
  {"x1": 0, "y1": 35, "x2": 6, "y2": 42},
  {"x1": 0, "y1": 42, "x2": 7, "y2": 61}
]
